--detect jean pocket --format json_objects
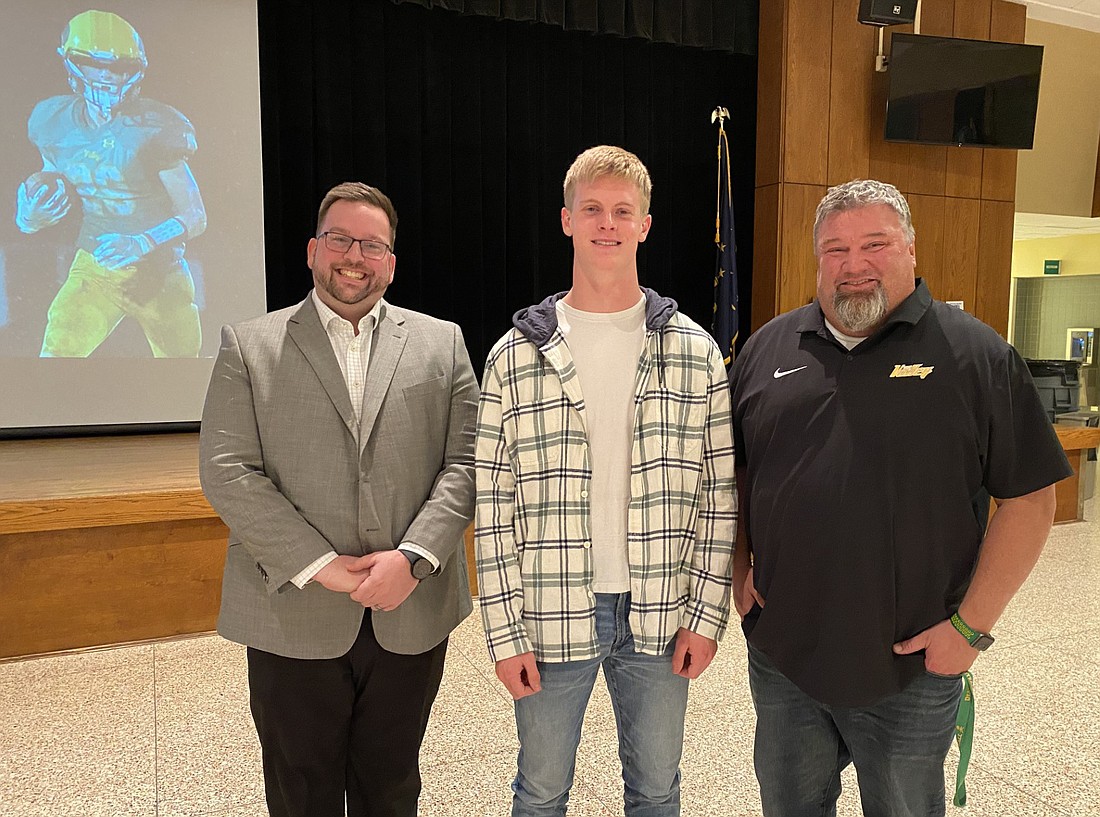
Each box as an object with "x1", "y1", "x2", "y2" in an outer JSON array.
[{"x1": 924, "y1": 668, "x2": 964, "y2": 680}]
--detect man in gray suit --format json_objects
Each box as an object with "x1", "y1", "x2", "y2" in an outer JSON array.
[{"x1": 199, "y1": 182, "x2": 478, "y2": 817}]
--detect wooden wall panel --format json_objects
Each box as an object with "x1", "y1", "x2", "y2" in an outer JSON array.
[
  {"x1": 921, "y1": 0, "x2": 955, "y2": 34},
  {"x1": 1055, "y1": 451, "x2": 1084, "y2": 523},
  {"x1": 981, "y1": 148, "x2": 1018, "y2": 201},
  {"x1": 954, "y1": 0, "x2": 991, "y2": 38},
  {"x1": 756, "y1": 0, "x2": 786, "y2": 188},
  {"x1": 976, "y1": 200, "x2": 1015, "y2": 337},
  {"x1": 990, "y1": 0, "x2": 1026, "y2": 42},
  {"x1": 752, "y1": 184, "x2": 781, "y2": 331},
  {"x1": 464, "y1": 523, "x2": 477, "y2": 596},
  {"x1": 907, "y1": 195, "x2": 946, "y2": 296},
  {"x1": 908, "y1": 147, "x2": 947, "y2": 196},
  {"x1": 778, "y1": 184, "x2": 825, "y2": 313},
  {"x1": 942, "y1": 197, "x2": 981, "y2": 309},
  {"x1": 0, "y1": 518, "x2": 226, "y2": 658},
  {"x1": 827, "y1": 0, "x2": 873, "y2": 185},
  {"x1": 945, "y1": 150, "x2": 984, "y2": 198},
  {"x1": 784, "y1": 0, "x2": 832, "y2": 183}
]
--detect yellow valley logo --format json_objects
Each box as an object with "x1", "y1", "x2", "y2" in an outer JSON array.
[{"x1": 890, "y1": 363, "x2": 934, "y2": 380}]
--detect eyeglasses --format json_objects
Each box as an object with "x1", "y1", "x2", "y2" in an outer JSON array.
[{"x1": 318, "y1": 231, "x2": 391, "y2": 260}]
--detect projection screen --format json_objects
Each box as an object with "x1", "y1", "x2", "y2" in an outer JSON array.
[{"x1": 0, "y1": 0, "x2": 266, "y2": 434}]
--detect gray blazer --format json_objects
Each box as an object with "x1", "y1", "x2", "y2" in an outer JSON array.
[{"x1": 199, "y1": 296, "x2": 478, "y2": 659}]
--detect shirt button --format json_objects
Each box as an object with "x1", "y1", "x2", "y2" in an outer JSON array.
[
  {"x1": 582, "y1": 541, "x2": 591, "y2": 549},
  {"x1": 580, "y1": 442, "x2": 588, "y2": 450},
  {"x1": 580, "y1": 490, "x2": 589, "y2": 498},
  {"x1": 846, "y1": 355, "x2": 853, "y2": 361}
]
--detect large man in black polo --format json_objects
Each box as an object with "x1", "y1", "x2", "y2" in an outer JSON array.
[{"x1": 728, "y1": 179, "x2": 1071, "y2": 817}]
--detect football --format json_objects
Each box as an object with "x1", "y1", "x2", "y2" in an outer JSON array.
[{"x1": 23, "y1": 170, "x2": 69, "y2": 203}]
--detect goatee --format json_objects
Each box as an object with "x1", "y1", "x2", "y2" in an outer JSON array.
[{"x1": 833, "y1": 285, "x2": 888, "y2": 334}]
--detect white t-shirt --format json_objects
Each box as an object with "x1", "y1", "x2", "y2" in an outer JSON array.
[
  {"x1": 824, "y1": 317, "x2": 868, "y2": 350},
  {"x1": 556, "y1": 295, "x2": 646, "y2": 593}
]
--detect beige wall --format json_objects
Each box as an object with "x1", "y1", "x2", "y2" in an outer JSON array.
[
  {"x1": 1013, "y1": 233, "x2": 1100, "y2": 277},
  {"x1": 1015, "y1": 20, "x2": 1100, "y2": 216}
]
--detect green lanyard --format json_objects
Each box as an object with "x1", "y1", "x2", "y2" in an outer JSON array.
[{"x1": 953, "y1": 671, "x2": 975, "y2": 807}]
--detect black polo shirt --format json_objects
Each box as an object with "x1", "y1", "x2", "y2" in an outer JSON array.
[{"x1": 729, "y1": 280, "x2": 1071, "y2": 707}]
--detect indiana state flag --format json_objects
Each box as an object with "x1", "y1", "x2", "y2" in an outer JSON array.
[{"x1": 712, "y1": 120, "x2": 737, "y2": 368}]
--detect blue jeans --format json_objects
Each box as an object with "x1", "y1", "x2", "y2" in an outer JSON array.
[
  {"x1": 511, "y1": 593, "x2": 690, "y2": 817},
  {"x1": 748, "y1": 644, "x2": 960, "y2": 817}
]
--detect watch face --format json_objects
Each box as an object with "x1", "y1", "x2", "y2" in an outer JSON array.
[
  {"x1": 972, "y1": 633, "x2": 995, "y2": 651},
  {"x1": 412, "y1": 558, "x2": 434, "y2": 580}
]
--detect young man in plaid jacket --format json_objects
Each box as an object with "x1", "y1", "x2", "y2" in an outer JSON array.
[{"x1": 475, "y1": 145, "x2": 736, "y2": 816}]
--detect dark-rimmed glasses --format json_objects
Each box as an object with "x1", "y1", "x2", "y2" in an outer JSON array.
[{"x1": 318, "y1": 231, "x2": 391, "y2": 260}]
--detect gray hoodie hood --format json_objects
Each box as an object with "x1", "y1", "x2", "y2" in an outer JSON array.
[{"x1": 511, "y1": 287, "x2": 678, "y2": 347}]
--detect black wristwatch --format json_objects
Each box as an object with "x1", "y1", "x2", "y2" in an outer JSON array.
[{"x1": 400, "y1": 549, "x2": 435, "y2": 580}]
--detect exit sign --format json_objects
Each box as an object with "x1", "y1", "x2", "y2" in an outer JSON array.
[{"x1": 1044, "y1": 259, "x2": 1061, "y2": 275}]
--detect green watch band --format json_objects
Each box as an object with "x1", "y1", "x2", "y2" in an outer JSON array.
[{"x1": 950, "y1": 612, "x2": 995, "y2": 651}]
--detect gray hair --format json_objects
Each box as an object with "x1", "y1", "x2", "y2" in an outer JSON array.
[{"x1": 813, "y1": 179, "x2": 914, "y2": 249}]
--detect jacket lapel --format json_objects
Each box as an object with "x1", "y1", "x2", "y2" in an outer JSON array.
[
  {"x1": 286, "y1": 297, "x2": 357, "y2": 437},
  {"x1": 359, "y1": 303, "x2": 408, "y2": 450}
]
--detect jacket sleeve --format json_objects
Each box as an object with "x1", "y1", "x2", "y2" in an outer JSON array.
[
  {"x1": 400, "y1": 324, "x2": 479, "y2": 567},
  {"x1": 198, "y1": 324, "x2": 335, "y2": 592},
  {"x1": 683, "y1": 342, "x2": 736, "y2": 640},
  {"x1": 474, "y1": 350, "x2": 533, "y2": 661}
]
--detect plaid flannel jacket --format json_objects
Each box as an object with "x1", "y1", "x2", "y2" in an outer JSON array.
[{"x1": 475, "y1": 290, "x2": 736, "y2": 663}]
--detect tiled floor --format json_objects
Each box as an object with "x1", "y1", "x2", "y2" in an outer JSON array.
[{"x1": 1, "y1": 497, "x2": 1096, "y2": 816}]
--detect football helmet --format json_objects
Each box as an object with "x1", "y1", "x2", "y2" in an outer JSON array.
[{"x1": 59, "y1": 10, "x2": 147, "y2": 120}]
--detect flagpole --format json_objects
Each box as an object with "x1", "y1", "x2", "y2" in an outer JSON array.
[
  {"x1": 710, "y1": 106, "x2": 737, "y2": 367},
  {"x1": 711, "y1": 107, "x2": 729, "y2": 244}
]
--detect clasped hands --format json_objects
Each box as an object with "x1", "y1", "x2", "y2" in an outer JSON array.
[{"x1": 313, "y1": 551, "x2": 418, "y2": 612}]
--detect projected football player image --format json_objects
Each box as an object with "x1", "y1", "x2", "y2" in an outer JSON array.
[{"x1": 14, "y1": 9, "x2": 206, "y2": 358}]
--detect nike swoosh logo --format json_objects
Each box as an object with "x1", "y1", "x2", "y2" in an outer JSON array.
[{"x1": 773, "y1": 366, "x2": 808, "y2": 379}]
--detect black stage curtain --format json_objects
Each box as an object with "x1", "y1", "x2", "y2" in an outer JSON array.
[
  {"x1": 389, "y1": 0, "x2": 758, "y2": 55},
  {"x1": 259, "y1": 0, "x2": 756, "y2": 367}
]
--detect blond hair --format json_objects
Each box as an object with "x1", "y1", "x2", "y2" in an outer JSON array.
[{"x1": 563, "y1": 145, "x2": 652, "y2": 214}]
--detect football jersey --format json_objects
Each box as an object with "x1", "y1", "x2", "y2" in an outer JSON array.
[{"x1": 28, "y1": 95, "x2": 197, "y2": 251}]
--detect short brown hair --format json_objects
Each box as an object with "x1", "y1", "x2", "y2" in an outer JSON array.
[
  {"x1": 563, "y1": 146, "x2": 653, "y2": 214},
  {"x1": 315, "y1": 182, "x2": 398, "y2": 246}
]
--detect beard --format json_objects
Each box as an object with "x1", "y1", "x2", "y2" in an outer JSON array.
[
  {"x1": 315, "y1": 263, "x2": 386, "y2": 306},
  {"x1": 832, "y1": 283, "x2": 888, "y2": 334}
]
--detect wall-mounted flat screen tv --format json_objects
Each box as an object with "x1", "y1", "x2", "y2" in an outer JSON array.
[{"x1": 885, "y1": 33, "x2": 1044, "y2": 149}]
